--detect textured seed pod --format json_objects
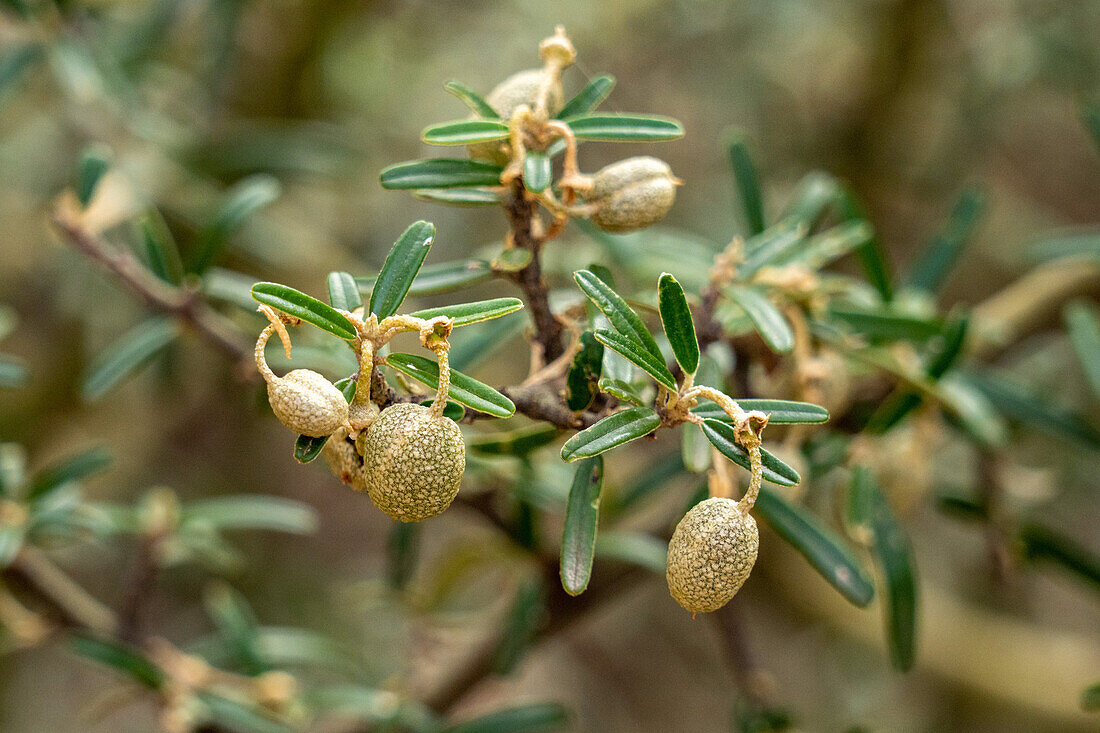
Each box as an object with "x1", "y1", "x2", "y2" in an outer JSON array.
[
  {"x1": 267, "y1": 369, "x2": 348, "y2": 438},
  {"x1": 468, "y1": 69, "x2": 564, "y2": 164},
  {"x1": 666, "y1": 497, "x2": 759, "y2": 614},
  {"x1": 588, "y1": 156, "x2": 678, "y2": 233},
  {"x1": 322, "y1": 428, "x2": 368, "y2": 492},
  {"x1": 359, "y1": 403, "x2": 465, "y2": 522}
]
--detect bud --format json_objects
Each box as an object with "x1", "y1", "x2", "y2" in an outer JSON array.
[
  {"x1": 666, "y1": 497, "x2": 759, "y2": 613},
  {"x1": 588, "y1": 156, "x2": 678, "y2": 233},
  {"x1": 322, "y1": 428, "x2": 368, "y2": 492},
  {"x1": 267, "y1": 369, "x2": 349, "y2": 438},
  {"x1": 359, "y1": 403, "x2": 465, "y2": 522}
]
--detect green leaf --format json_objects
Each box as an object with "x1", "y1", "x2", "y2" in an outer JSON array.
[
  {"x1": 422, "y1": 119, "x2": 510, "y2": 145},
  {"x1": 778, "y1": 172, "x2": 841, "y2": 229},
  {"x1": 962, "y1": 371, "x2": 1100, "y2": 449},
  {"x1": 1064, "y1": 301, "x2": 1100, "y2": 400},
  {"x1": 1029, "y1": 232, "x2": 1100, "y2": 262},
  {"x1": 294, "y1": 378, "x2": 355, "y2": 463},
  {"x1": 387, "y1": 521, "x2": 420, "y2": 589},
  {"x1": 593, "y1": 329, "x2": 676, "y2": 391},
  {"x1": 523, "y1": 150, "x2": 552, "y2": 193},
  {"x1": 566, "y1": 331, "x2": 604, "y2": 411},
  {"x1": 380, "y1": 159, "x2": 504, "y2": 189},
  {"x1": 183, "y1": 496, "x2": 318, "y2": 535},
  {"x1": 593, "y1": 531, "x2": 667, "y2": 574},
  {"x1": 0, "y1": 43, "x2": 41, "y2": 98},
  {"x1": 0, "y1": 524, "x2": 25, "y2": 567},
  {"x1": 469, "y1": 425, "x2": 559, "y2": 457},
  {"x1": 369, "y1": 220, "x2": 435, "y2": 319},
  {"x1": 657, "y1": 273, "x2": 699, "y2": 375},
  {"x1": 739, "y1": 220, "x2": 807, "y2": 278},
  {"x1": 420, "y1": 399, "x2": 466, "y2": 421},
  {"x1": 560, "y1": 457, "x2": 603, "y2": 596},
  {"x1": 82, "y1": 317, "x2": 178, "y2": 401},
  {"x1": 76, "y1": 144, "x2": 111, "y2": 207},
  {"x1": 198, "y1": 693, "x2": 291, "y2": 733},
  {"x1": 560, "y1": 407, "x2": 660, "y2": 462},
  {"x1": 849, "y1": 467, "x2": 917, "y2": 670},
  {"x1": 925, "y1": 313, "x2": 968, "y2": 379},
  {"x1": 1019, "y1": 523, "x2": 1100, "y2": 589},
  {"x1": 937, "y1": 375, "x2": 1009, "y2": 448},
  {"x1": 413, "y1": 187, "x2": 502, "y2": 206},
  {"x1": 795, "y1": 220, "x2": 875, "y2": 271},
  {"x1": 755, "y1": 486, "x2": 875, "y2": 607},
  {"x1": 557, "y1": 74, "x2": 616, "y2": 119},
  {"x1": 443, "y1": 703, "x2": 568, "y2": 733},
  {"x1": 724, "y1": 286, "x2": 794, "y2": 353},
  {"x1": 692, "y1": 399, "x2": 828, "y2": 425},
  {"x1": 574, "y1": 269, "x2": 663, "y2": 360},
  {"x1": 326, "y1": 271, "x2": 361, "y2": 312},
  {"x1": 205, "y1": 583, "x2": 264, "y2": 675},
  {"x1": 564, "y1": 113, "x2": 684, "y2": 142},
  {"x1": 137, "y1": 212, "x2": 183, "y2": 285},
  {"x1": 681, "y1": 422, "x2": 711, "y2": 473},
  {"x1": 0, "y1": 356, "x2": 28, "y2": 388},
  {"x1": 191, "y1": 174, "x2": 281, "y2": 273},
  {"x1": 27, "y1": 446, "x2": 111, "y2": 501},
  {"x1": 444, "y1": 80, "x2": 499, "y2": 117},
  {"x1": 700, "y1": 419, "x2": 801, "y2": 486},
  {"x1": 384, "y1": 352, "x2": 515, "y2": 417},
  {"x1": 411, "y1": 297, "x2": 523, "y2": 327},
  {"x1": 492, "y1": 577, "x2": 545, "y2": 675},
  {"x1": 906, "y1": 187, "x2": 984, "y2": 293},
  {"x1": 839, "y1": 189, "x2": 893, "y2": 301},
  {"x1": 827, "y1": 306, "x2": 944, "y2": 343},
  {"x1": 727, "y1": 135, "x2": 766, "y2": 236},
  {"x1": 251, "y1": 282, "x2": 357, "y2": 340},
  {"x1": 358, "y1": 259, "x2": 492, "y2": 297},
  {"x1": 1082, "y1": 682, "x2": 1100, "y2": 712},
  {"x1": 491, "y1": 248, "x2": 532, "y2": 272},
  {"x1": 71, "y1": 635, "x2": 164, "y2": 689}
]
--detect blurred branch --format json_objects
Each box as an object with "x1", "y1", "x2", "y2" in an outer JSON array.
[
  {"x1": 7, "y1": 546, "x2": 118, "y2": 635},
  {"x1": 51, "y1": 203, "x2": 254, "y2": 367}
]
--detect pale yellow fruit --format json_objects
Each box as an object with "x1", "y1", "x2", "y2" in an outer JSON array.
[
  {"x1": 666, "y1": 497, "x2": 759, "y2": 613},
  {"x1": 321, "y1": 428, "x2": 367, "y2": 492},
  {"x1": 588, "y1": 156, "x2": 678, "y2": 233},
  {"x1": 359, "y1": 403, "x2": 465, "y2": 522},
  {"x1": 267, "y1": 370, "x2": 348, "y2": 437},
  {"x1": 468, "y1": 69, "x2": 564, "y2": 165}
]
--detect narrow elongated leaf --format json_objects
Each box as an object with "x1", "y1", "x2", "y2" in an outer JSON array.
[
  {"x1": 925, "y1": 313, "x2": 968, "y2": 379},
  {"x1": 413, "y1": 187, "x2": 501, "y2": 206},
  {"x1": 574, "y1": 269, "x2": 663, "y2": 360},
  {"x1": 182, "y1": 496, "x2": 318, "y2": 535},
  {"x1": 795, "y1": 221, "x2": 875, "y2": 270},
  {"x1": 564, "y1": 114, "x2": 684, "y2": 142},
  {"x1": 76, "y1": 144, "x2": 110, "y2": 207},
  {"x1": 594, "y1": 329, "x2": 676, "y2": 390},
  {"x1": 358, "y1": 259, "x2": 492, "y2": 297},
  {"x1": 963, "y1": 371, "x2": 1100, "y2": 449},
  {"x1": 557, "y1": 74, "x2": 616, "y2": 119},
  {"x1": 369, "y1": 220, "x2": 435, "y2": 319},
  {"x1": 827, "y1": 306, "x2": 944, "y2": 343},
  {"x1": 725, "y1": 286, "x2": 794, "y2": 353},
  {"x1": 0, "y1": 357, "x2": 28, "y2": 388},
  {"x1": 727, "y1": 135, "x2": 766, "y2": 236},
  {"x1": 560, "y1": 457, "x2": 603, "y2": 595},
  {"x1": 1065, "y1": 301, "x2": 1100, "y2": 400},
  {"x1": 524, "y1": 150, "x2": 552, "y2": 193},
  {"x1": 251, "y1": 283, "x2": 357, "y2": 340},
  {"x1": 491, "y1": 248, "x2": 531, "y2": 272},
  {"x1": 423, "y1": 119, "x2": 510, "y2": 145},
  {"x1": 469, "y1": 425, "x2": 559, "y2": 456},
  {"x1": 906, "y1": 187, "x2": 984, "y2": 293},
  {"x1": 1019, "y1": 523, "x2": 1100, "y2": 589},
  {"x1": 700, "y1": 419, "x2": 801, "y2": 486},
  {"x1": 449, "y1": 311, "x2": 526, "y2": 372},
  {"x1": 443, "y1": 80, "x2": 498, "y2": 117},
  {"x1": 380, "y1": 159, "x2": 504, "y2": 189},
  {"x1": 384, "y1": 353, "x2": 514, "y2": 417},
  {"x1": 71, "y1": 636, "x2": 164, "y2": 689},
  {"x1": 387, "y1": 521, "x2": 420, "y2": 589},
  {"x1": 657, "y1": 273, "x2": 699, "y2": 375},
  {"x1": 740, "y1": 220, "x2": 806, "y2": 278},
  {"x1": 692, "y1": 399, "x2": 828, "y2": 424},
  {"x1": 937, "y1": 375, "x2": 1009, "y2": 448},
  {"x1": 27, "y1": 446, "x2": 111, "y2": 501},
  {"x1": 682, "y1": 422, "x2": 711, "y2": 473},
  {"x1": 778, "y1": 172, "x2": 840, "y2": 229},
  {"x1": 411, "y1": 297, "x2": 523, "y2": 327},
  {"x1": 839, "y1": 190, "x2": 893, "y2": 301},
  {"x1": 560, "y1": 407, "x2": 660, "y2": 462},
  {"x1": 850, "y1": 467, "x2": 917, "y2": 670},
  {"x1": 567, "y1": 331, "x2": 604, "y2": 411},
  {"x1": 191, "y1": 174, "x2": 281, "y2": 273},
  {"x1": 198, "y1": 692, "x2": 291, "y2": 733},
  {"x1": 0, "y1": 43, "x2": 41, "y2": 98},
  {"x1": 294, "y1": 378, "x2": 355, "y2": 463},
  {"x1": 492, "y1": 577, "x2": 545, "y2": 674},
  {"x1": 594, "y1": 531, "x2": 667, "y2": 573},
  {"x1": 0, "y1": 524, "x2": 25, "y2": 567},
  {"x1": 444, "y1": 702, "x2": 567, "y2": 733},
  {"x1": 326, "y1": 271, "x2": 361, "y2": 312},
  {"x1": 1029, "y1": 232, "x2": 1100, "y2": 262},
  {"x1": 82, "y1": 318, "x2": 178, "y2": 401},
  {"x1": 137, "y1": 212, "x2": 183, "y2": 285},
  {"x1": 755, "y1": 486, "x2": 875, "y2": 607},
  {"x1": 1082, "y1": 682, "x2": 1100, "y2": 712}
]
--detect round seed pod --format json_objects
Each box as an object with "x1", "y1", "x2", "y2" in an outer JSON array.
[
  {"x1": 666, "y1": 496, "x2": 759, "y2": 614},
  {"x1": 322, "y1": 428, "x2": 368, "y2": 492},
  {"x1": 267, "y1": 370, "x2": 349, "y2": 438},
  {"x1": 588, "y1": 156, "x2": 678, "y2": 233},
  {"x1": 359, "y1": 403, "x2": 465, "y2": 522},
  {"x1": 468, "y1": 69, "x2": 564, "y2": 165}
]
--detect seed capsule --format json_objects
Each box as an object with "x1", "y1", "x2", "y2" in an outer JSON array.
[
  {"x1": 666, "y1": 497, "x2": 759, "y2": 614},
  {"x1": 588, "y1": 156, "x2": 678, "y2": 233},
  {"x1": 267, "y1": 369, "x2": 349, "y2": 438},
  {"x1": 359, "y1": 403, "x2": 465, "y2": 522},
  {"x1": 468, "y1": 69, "x2": 564, "y2": 165},
  {"x1": 322, "y1": 428, "x2": 368, "y2": 492}
]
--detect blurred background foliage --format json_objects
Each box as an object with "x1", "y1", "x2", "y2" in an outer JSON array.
[{"x1": 1, "y1": 0, "x2": 1099, "y2": 731}]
